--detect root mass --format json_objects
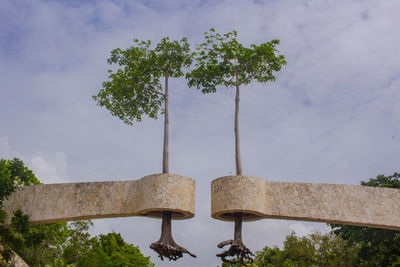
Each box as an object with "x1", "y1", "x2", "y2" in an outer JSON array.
[
  {"x1": 216, "y1": 213, "x2": 254, "y2": 265},
  {"x1": 150, "y1": 211, "x2": 196, "y2": 261}
]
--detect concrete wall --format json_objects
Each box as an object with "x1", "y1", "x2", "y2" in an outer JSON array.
[
  {"x1": 4, "y1": 173, "x2": 195, "y2": 224},
  {"x1": 211, "y1": 176, "x2": 400, "y2": 230},
  {"x1": 5, "y1": 174, "x2": 399, "y2": 230}
]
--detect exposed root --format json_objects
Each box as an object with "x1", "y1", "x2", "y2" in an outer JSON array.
[
  {"x1": 217, "y1": 239, "x2": 254, "y2": 264},
  {"x1": 150, "y1": 211, "x2": 196, "y2": 261},
  {"x1": 216, "y1": 213, "x2": 254, "y2": 265},
  {"x1": 150, "y1": 241, "x2": 196, "y2": 261}
]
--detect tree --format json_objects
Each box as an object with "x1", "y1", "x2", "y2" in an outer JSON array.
[
  {"x1": 0, "y1": 158, "x2": 40, "y2": 264},
  {"x1": 330, "y1": 172, "x2": 400, "y2": 266},
  {"x1": 77, "y1": 232, "x2": 153, "y2": 267},
  {"x1": 254, "y1": 232, "x2": 359, "y2": 267},
  {"x1": 16, "y1": 222, "x2": 70, "y2": 266},
  {"x1": 93, "y1": 37, "x2": 195, "y2": 260},
  {"x1": 219, "y1": 261, "x2": 257, "y2": 267},
  {"x1": 187, "y1": 28, "x2": 286, "y2": 264},
  {"x1": 62, "y1": 220, "x2": 93, "y2": 264}
]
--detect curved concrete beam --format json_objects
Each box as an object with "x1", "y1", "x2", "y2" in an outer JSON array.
[
  {"x1": 4, "y1": 173, "x2": 195, "y2": 224},
  {"x1": 211, "y1": 176, "x2": 400, "y2": 230}
]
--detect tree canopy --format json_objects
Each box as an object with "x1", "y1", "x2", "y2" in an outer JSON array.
[
  {"x1": 187, "y1": 28, "x2": 286, "y2": 94},
  {"x1": 77, "y1": 232, "x2": 153, "y2": 267},
  {"x1": 252, "y1": 232, "x2": 359, "y2": 267},
  {"x1": 93, "y1": 37, "x2": 192, "y2": 125},
  {"x1": 187, "y1": 28, "x2": 286, "y2": 177}
]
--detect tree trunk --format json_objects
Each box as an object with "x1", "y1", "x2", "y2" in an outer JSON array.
[
  {"x1": 216, "y1": 212, "x2": 254, "y2": 263},
  {"x1": 235, "y1": 73, "x2": 242, "y2": 175},
  {"x1": 233, "y1": 213, "x2": 243, "y2": 244},
  {"x1": 163, "y1": 69, "x2": 169, "y2": 174},
  {"x1": 159, "y1": 211, "x2": 174, "y2": 244},
  {"x1": 152, "y1": 68, "x2": 196, "y2": 261}
]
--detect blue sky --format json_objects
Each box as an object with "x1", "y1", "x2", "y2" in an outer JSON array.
[{"x1": 1, "y1": 0, "x2": 400, "y2": 266}]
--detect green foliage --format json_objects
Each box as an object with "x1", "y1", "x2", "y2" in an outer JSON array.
[
  {"x1": 187, "y1": 28, "x2": 286, "y2": 93},
  {"x1": 93, "y1": 37, "x2": 192, "y2": 125},
  {"x1": 16, "y1": 220, "x2": 154, "y2": 267},
  {"x1": 254, "y1": 232, "x2": 358, "y2": 267},
  {"x1": 77, "y1": 232, "x2": 153, "y2": 267},
  {"x1": 0, "y1": 158, "x2": 39, "y2": 214},
  {"x1": 220, "y1": 261, "x2": 258, "y2": 267},
  {"x1": 0, "y1": 158, "x2": 40, "y2": 264},
  {"x1": 11, "y1": 210, "x2": 29, "y2": 234},
  {"x1": 45, "y1": 258, "x2": 75, "y2": 267},
  {"x1": 331, "y1": 172, "x2": 400, "y2": 266},
  {"x1": 17, "y1": 222, "x2": 70, "y2": 266},
  {"x1": 361, "y1": 172, "x2": 400, "y2": 188},
  {"x1": 62, "y1": 220, "x2": 93, "y2": 264}
]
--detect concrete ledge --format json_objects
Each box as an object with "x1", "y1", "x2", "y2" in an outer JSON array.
[
  {"x1": 4, "y1": 173, "x2": 195, "y2": 224},
  {"x1": 211, "y1": 176, "x2": 400, "y2": 230}
]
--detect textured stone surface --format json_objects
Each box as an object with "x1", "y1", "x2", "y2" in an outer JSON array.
[
  {"x1": 0, "y1": 245, "x2": 29, "y2": 267},
  {"x1": 4, "y1": 173, "x2": 195, "y2": 224},
  {"x1": 211, "y1": 176, "x2": 400, "y2": 230},
  {"x1": 10, "y1": 251, "x2": 29, "y2": 267}
]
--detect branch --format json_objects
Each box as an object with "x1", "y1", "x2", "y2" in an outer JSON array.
[
  {"x1": 168, "y1": 50, "x2": 177, "y2": 63},
  {"x1": 146, "y1": 87, "x2": 165, "y2": 96},
  {"x1": 147, "y1": 67, "x2": 164, "y2": 72},
  {"x1": 214, "y1": 75, "x2": 232, "y2": 86},
  {"x1": 200, "y1": 71, "x2": 233, "y2": 87},
  {"x1": 237, "y1": 61, "x2": 254, "y2": 72},
  {"x1": 214, "y1": 48, "x2": 234, "y2": 69},
  {"x1": 241, "y1": 68, "x2": 263, "y2": 85}
]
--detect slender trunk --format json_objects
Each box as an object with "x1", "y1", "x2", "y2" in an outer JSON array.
[
  {"x1": 160, "y1": 211, "x2": 173, "y2": 243},
  {"x1": 235, "y1": 73, "x2": 242, "y2": 175},
  {"x1": 233, "y1": 213, "x2": 243, "y2": 244},
  {"x1": 163, "y1": 69, "x2": 169, "y2": 174},
  {"x1": 153, "y1": 69, "x2": 196, "y2": 261}
]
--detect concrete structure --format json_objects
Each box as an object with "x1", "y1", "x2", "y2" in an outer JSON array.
[
  {"x1": 4, "y1": 173, "x2": 195, "y2": 224},
  {"x1": 211, "y1": 176, "x2": 400, "y2": 230},
  {"x1": 4, "y1": 174, "x2": 400, "y2": 230}
]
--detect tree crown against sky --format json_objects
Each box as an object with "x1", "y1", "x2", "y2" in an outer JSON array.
[
  {"x1": 93, "y1": 37, "x2": 192, "y2": 125},
  {"x1": 187, "y1": 28, "x2": 286, "y2": 176},
  {"x1": 187, "y1": 28, "x2": 286, "y2": 93}
]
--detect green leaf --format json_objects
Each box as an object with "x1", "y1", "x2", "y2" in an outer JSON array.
[
  {"x1": 93, "y1": 36, "x2": 193, "y2": 125},
  {"x1": 186, "y1": 28, "x2": 286, "y2": 93}
]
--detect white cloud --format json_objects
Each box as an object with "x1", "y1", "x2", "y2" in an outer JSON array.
[
  {"x1": 1, "y1": 0, "x2": 400, "y2": 265},
  {"x1": 30, "y1": 152, "x2": 68, "y2": 184},
  {"x1": 288, "y1": 222, "x2": 329, "y2": 238}
]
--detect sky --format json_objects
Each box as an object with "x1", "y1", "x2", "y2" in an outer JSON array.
[{"x1": 1, "y1": 0, "x2": 400, "y2": 266}]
